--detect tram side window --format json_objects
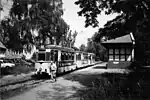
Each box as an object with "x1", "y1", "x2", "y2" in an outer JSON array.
[
  {"x1": 61, "y1": 52, "x2": 65, "y2": 61},
  {"x1": 61, "y1": 52, "x2": 64, "y2": 61},
  {"x1": 68, "y1": 52, "x2": 70, "y2": 60},
  {"x1": 38, "y1": 53, "x2": 45, "y2": 61},
  {"x1": 65, "y1": 52, "x2": 67, "y2": 60},
  {"x1": 69, "y1": 52, "x2": 72, "y2": 60},
  {"x1": 67, "y1": 52, "x2": 69, "y2": 60},
  {"x1": 72, "y1": 53, "x2": 74, "y2": 60},
  {"x1": 85, "y1": 54, "x2": 88, "y2": 59},
  {"x1": 77, "y1": 54, "x2": 81, "y2": 60},
  {"x1": 83, "y1": 54, "x2": 86, "y2": 60},
  {"x1": 65, "y1": 52, "x2": 68, "y2": 60},
  {"x1": 46, "y1": 52, "x2": 50, "y2": 61},
  {"x1": 70, "y1": 53, "x2": 72, "y2": 60},
  {"x1": 50, "y1": 50, "x2": 58, "y2": 62},
  {"x1": 63, "y1": 52, "x2": 65, "y2": 60},
  {"x1": 54, "y1": 50, "x2": 58, "y2": 62},
  {"x1": 50, "y1": 50, "x2": 53, "y2": 61}
]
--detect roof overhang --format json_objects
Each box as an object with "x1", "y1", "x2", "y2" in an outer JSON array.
[{"x1": 101, "y1": 33, "x2": 134, "y2": 44}]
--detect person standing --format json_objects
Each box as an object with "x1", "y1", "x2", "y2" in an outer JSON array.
[{"x1": 50, "y1": 61, "x2": 57, "y2": 82}]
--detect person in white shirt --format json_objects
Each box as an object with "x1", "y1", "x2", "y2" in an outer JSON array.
[{"x1": 50, "y1": 61, "x2": 57, "y2": 81}]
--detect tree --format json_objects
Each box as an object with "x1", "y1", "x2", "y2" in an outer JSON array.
[
  {"x1": 75, "y1": 0, "x2": 150, "y2": 42},
  {"x1": 86, "y1": 38, "x2": 96, "y2": 53},
  {"x1": 79, "y1": 44, "x2": 86, "y2": 51},
  {"x1": 61, "y1": 29, "x2": 78, "y2": 48},
  {"x1": 0, "y1": 0, "x2": 69, "y2": 52},
  {"x1": 71, "y1": 31, "x2": 78, "y2": 47},
  {"x1": 10, "y1": 0, "x2": 64, "y2": 45},
  {"x1": 75, "y1": 0, "x2": 150, "y2": 39},
  {"x1": 86, "y1": 38, "x2": 107, "y2": 61},
  {"x1": 0, "y1": 4, "x2": 2, "y2": 11},
  {"x1": 75, "y1": 0, "x2": 150, "y2": 29},
  {"x1": 0, "y1": 17, "x2": 24, "y2": 52}
]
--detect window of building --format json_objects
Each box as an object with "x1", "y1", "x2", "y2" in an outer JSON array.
[
  {"x1": 120, "y1": 48, "x2": 125, "y2": 54},
  {"x1": 109, "y1": 55, "x2": 113, "y2": 61},
  {"x1": 115, "y1": 55, "x2": 119, "y2": 61},
  {"x1": 109, "y1": 49, "x2": 113, "y2": 54},
  {"x1": 115, "y1": 49, "x2": 119, "y2": 54},
  {"x1": 126, "y1": 48, "x2": 131, "y2": 55},
  {"x1": 108, "y1": 48, "x2": 114, "y2": 61},
  {"x1": 108, "y1": 47, "x2": 132, "y2": 61},
  {"x1": 126, "y1": 55, "x2": 131, "y2": 61},
  {"x1": 120, "y1": 55, "x2": 125, "y2": 61}
]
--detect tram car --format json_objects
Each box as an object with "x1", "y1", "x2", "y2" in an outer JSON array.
[
  {"x1": 34, "y1": 45, "x2": 95, "y2": 76},
  {"x1": 75, "y1": 51, "x2": 95, "y2": 68}
]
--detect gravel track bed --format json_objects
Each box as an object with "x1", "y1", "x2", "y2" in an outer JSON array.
[{"x1": 0, "y1": 79, "x2": 46, "y2": 100}]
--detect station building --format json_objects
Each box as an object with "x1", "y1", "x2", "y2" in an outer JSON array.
[{"x1": 101, "y1": 33, "x2": 135, "y2": 68}]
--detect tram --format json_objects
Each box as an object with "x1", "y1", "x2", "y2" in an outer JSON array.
[{"x1": 34, "y1": 45, "x2": 95, "y2": 76}]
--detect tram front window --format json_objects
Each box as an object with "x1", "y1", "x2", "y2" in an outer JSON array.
[{"x1": 38, "y1": 53, "x2": 45, "y2": 61}]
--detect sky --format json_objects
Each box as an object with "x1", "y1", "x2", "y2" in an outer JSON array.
[
  {"x1": 0, "y1": 0, "x2": 12, "y2": 19},
  {"x1": 62, "y1": 0, "x2": 118, "y2": 48},
  {"x1": 0, "y1": 0, "x2": 118, "y2": 48}
]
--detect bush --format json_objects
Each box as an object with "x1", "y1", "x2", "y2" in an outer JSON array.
[{"x1": 0, "y1": 63, "x2": 34, "y2": 76}]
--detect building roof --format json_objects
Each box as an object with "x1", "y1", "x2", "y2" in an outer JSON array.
[
  {"x1": 0, "y1": 41, "x2": 6, "y2": 49},
  {"x1": 102, "y1": 34, "x2": 133, "y2": 44},
  {"x1": 44, "y1": 45, "x2": 75, "y2": 52}
]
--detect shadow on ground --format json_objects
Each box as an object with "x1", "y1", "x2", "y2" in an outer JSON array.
[
  {"x1": 64, "y1": 66, "x2": 150, "y2": 100},
  {"x1": 31, "y1": 73, "x2": 51, "y2": 80},
  {"x1": 93, "y1": 65, "x2": 107, "y2": 69}
]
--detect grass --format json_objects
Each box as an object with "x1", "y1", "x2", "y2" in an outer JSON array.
[
  {"x1": 64, "y1": 61, "x2": 150, "y2": 100},
  {"x1": 77, "y1": 69, "x2": 150, "y2": 100},
  {"x1": 0, "y1": 63, "x2": 35, "y2": 87}
]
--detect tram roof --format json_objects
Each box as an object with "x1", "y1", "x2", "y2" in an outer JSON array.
[
  {"x1": 45, "y1": 45, "x2": 75, "y2": 52},
  {"x1": 76, "y1": 51, "x2": 95, "y2": 55}
]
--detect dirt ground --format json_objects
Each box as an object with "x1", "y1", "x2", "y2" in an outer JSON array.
[{"x1": 1, "y1": 62, "x2": 131, "y2": 100}]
